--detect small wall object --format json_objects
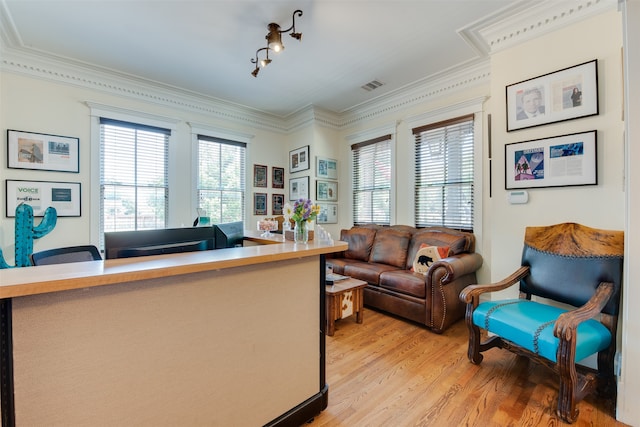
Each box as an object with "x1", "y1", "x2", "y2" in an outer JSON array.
[{"x1": 0, "y1": 203, "x2": 57, "y2": 269}]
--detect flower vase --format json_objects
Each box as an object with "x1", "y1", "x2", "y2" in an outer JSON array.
[{"x1": 294, "y1": 221, "x2": 308, "y2": 244}]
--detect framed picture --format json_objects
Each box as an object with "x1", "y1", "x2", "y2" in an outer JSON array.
[
  {"x1": 7, "y1": 129, "x2": 80, "y2": 173},
  {"x1": 316, "y1": 180, "x2": 338, "y2": 201},
  {"x1": 254, "y1": 192, "x2": 267, "y2": 215},
  {"x1": 289, "y1": 176, "x2": 309, "y2": 200},
  {"x1": 272, "y1": 166, "x2": 284, "y2": 189},
  {"x1": 272, "y1": 193, "x2": 284, "y2": 215},
  {"x1": 289, "y1": 145, "x2": 310, "y2": 173},
  {"x1": 317, "y1": 203, "x2": 338, "y2": 224},
  {"x1": 6, "y1": 179, "x2": 81, "y2": 217},
  {"x1": 505, "y1": 130, "x2": 597, "y2": 190},
  {"x1": 316, "y1": 156, "x2": 338, "y2": 180},
  {"x1": 506, "y1": 60, "x2": 598, "y2": 132},
  {"x1": 253, "y1": 164, "x2": 267, "y2": 187}
]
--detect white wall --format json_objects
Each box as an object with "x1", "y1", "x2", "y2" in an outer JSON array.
[
  {"x1": 0, "y1": 73, "x2": 287, "y2": 264},
  {"x1": 620, "y1": 0, "x2": 640, "y2": 424},
  {"x1": 488, "y1": 9, "x2": 625, "y2": 288}
]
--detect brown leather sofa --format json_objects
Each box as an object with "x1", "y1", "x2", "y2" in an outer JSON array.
[{"x1": 327, "y1": 225, "x2": 483, "y2": 333}]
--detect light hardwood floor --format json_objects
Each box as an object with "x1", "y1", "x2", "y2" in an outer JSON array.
[{"x1": 308, "y1": 308, "x2": 628, "y2": 427}]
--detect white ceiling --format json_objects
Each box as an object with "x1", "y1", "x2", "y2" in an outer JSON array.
[{"x1": 0, "y1": 1, "x2": 611, "y2": 118}]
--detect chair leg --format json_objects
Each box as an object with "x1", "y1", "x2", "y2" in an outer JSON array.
[
  {"x1": 464, "y1": 306, "x2": 483, "y2": 364},
  {"x1": 556, "y1": 339, "x2": 580, "y2": 423}
]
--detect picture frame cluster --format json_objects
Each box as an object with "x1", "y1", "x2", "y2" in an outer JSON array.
[
  {"x1": 504, "y1": 60, "x2": 600, "y2": 191},
  {"x1": 6, "y1": 129, "x2": 82, "y2": 217}
]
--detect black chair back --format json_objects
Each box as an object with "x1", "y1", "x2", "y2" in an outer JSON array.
[{"x1": 31, "y1": 245, "x2": 102, "y2": 266}]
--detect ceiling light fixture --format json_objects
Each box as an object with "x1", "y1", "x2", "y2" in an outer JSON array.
[{"x1": 250, "y1": 9, "x2": 303, "y2": 77}]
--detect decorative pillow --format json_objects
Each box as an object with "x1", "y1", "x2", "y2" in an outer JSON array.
[{"x1": 412, "y1": 244, "x2": 450, "y2": 274}]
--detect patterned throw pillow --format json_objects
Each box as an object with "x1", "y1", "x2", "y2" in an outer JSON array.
[{"x1": 412, "y1": 244, "x2": 450, "y2": 275}]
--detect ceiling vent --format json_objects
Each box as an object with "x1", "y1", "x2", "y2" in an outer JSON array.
[{"x1": 361, "y1": 79, "x2": 384, "y2": 92}]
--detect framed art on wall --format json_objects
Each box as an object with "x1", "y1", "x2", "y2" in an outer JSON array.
[
  {"x1": 7, "y1": 129, "x2": 80, "y2": 173},
  {"x1": 254, "y1": 192, "x2": 267, "y2": 215},
  {"x1": 316, "y1": 157, "x2": 337, "y2": 180},
  {"x1": 272, "y1": 193, "x2": 284, "y2": 215},
  {"x1": 316, "y1": 180, "x2": 338, "y2": 201},
  {"x1": 6, "y1": 179, "x2": 81, "y2": 217},
  {"x1": 317, "y1": 203, "x2": 338, "y2": 224},
  {"x1": 253, "y1": 164, "x2": 267, "y2": 187},
  {"x1": 289, "y1": 145, "x2": 310, "y2": 173},
  {"x1": 289, "y1": 176, "x2": 309, "y2": 200},
  {"x1": 505, "y1": 130, "x2": 597, "y2": 190},
  {"x1": 506, "y1": 60, "x2": 598, "y2": 132},
  {"x1": 272, "y1": 166, "x2": 284, "y2": 188}
]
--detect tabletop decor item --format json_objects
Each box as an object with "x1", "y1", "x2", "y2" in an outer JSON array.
[
  {"x1": 257, "y1": 218, "x2": 278, "y2": 237},
  {"x1": 287, "y1": 198, "x2": 320, "y2": 243}
]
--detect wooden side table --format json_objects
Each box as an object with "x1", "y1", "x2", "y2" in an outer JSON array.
[{"x1": 325, "y1": 277, "x2": 367, "y2": 336}]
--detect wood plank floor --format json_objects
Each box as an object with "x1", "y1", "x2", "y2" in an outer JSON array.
[{"x1": 308, "y1": 308, "x2": 628, "y2": 427}]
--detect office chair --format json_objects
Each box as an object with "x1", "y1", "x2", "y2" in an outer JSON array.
[{"x1": 30, "y1": 245, "x2": 102, "y2": 266}]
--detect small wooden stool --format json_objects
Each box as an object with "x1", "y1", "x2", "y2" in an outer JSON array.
[{"x1": 325, "y1": 278, "x2": 367, "y2": 336}]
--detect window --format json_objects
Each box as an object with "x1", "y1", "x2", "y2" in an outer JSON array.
[
  {"x1": 351, "y1": 135, "x2": 392, "y2": 225},
  {"x1": 100, "y1": 118, "x2": 169, "y2": 234},
  {"x1": 197, "y1": 135, "x2": 246, "y2": 224},
  {"x1": 413, "y1": 114, "x2": 474, "y2": 231}
]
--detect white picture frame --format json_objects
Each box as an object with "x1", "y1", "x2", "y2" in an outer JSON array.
[
  {"x1": 289, "y1": 176, "x2": 309, "y2": 200},
  {"x1": 317, "y1": 203, "x2": 338, "y2": 224},
  {"x1": 316, "y1": 156, "x2": 338, "y2": 180}
]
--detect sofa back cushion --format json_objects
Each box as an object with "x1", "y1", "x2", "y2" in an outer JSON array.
[
  {"x1": 369, "y1": 228, "x2": 412, "y2": 268},
  {"x1": 340, "y1": 227, "x2": 377, "y2": 261},
  {"x1": 406, "y1": 229, "x2": 474, "y2": 269}
]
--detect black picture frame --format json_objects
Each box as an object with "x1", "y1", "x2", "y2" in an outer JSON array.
[
  {"x1": 505, "y1": 130, "x2": 597, "y2": 190},
  {"x1": 506, "y1": 60, "x2": 598, "y2": 132},
  {"x1": 289, "y1": 145, "x2": 310, "y2": 173},
  {"x1": 7, "y1": 129, "x2": 80, "y2": 173}
]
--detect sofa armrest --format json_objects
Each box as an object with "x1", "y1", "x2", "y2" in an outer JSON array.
[
  {"x1": 427, "y1": 252, "x2": 484, "y2": 286},
  {"x1": 424, "y1": 252, "x2": 483, "y2": 333}
]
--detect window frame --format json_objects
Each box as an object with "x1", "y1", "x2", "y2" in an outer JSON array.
[
  {"x1": 195, "y1": 134, "x2": 247, "y2": 225},
  {"x1": 413, "y1": 114, "x2": 475, "y2": 231},
  {"x1": 351, "y1": 134, "x2": 393, "y2": 226},
  {"x1": 88, "y1": 103, "x2": 179, "y2": 249}
]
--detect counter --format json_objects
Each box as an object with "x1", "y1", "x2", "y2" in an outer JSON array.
[{"x1": 0, "y1": 234, "x2": 347, "y2": 426}]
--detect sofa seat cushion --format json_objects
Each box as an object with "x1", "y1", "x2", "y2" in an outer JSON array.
[
  {"x1": 343, "y1": 262, "x2": 400, "y2": 285},
  {"x1": 379, "y1": 270, "x2": 426, "y2": 299},
  {"x1": 369, "y1": 228, "x2": 412, "y2": 268},
  {"x1": 473, "y1": 299, "x2": 611, "y2": 363},
  {"x1": 341, "y1": 227, "x2": 377, "y2": 261},
  {"x1": 327, "y1": 258, "x2": 353, "y2": 275}
]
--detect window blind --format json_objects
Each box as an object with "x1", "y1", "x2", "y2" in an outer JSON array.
[
  {"x1": 197, "y1": 134, "x2": 246, "y2": 224},
  {"x1": 413, "y1": 115, "x2": 474, "y2": 231},
  {"x1": 351, "y1": 134, "x2": 392, "y2": 225},
  {"x1": 100, "y1": 118, "x2": 170, "y2": 235}
]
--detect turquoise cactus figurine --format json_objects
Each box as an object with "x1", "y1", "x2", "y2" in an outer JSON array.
[{"x1": 0, "y1": 203, "x2": 57, "y2": 269}]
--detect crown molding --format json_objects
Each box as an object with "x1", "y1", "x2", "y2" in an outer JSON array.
[
  {"x1": 463, "y1": 0, "x2": 617, "y2": 55},
  {"x1": 338, "y1": 59, "x2": 491, "y2": 129},
  {"x1": 0, "y1": 46, "x2": 291, "y2": 134},
  {"x1": 0, "y1": 0, "x2": 617, "y2": 135}
]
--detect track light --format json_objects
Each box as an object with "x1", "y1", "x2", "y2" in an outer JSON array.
[{"x1": 250, "y1": 10, "x2": 303, "y2": 77}]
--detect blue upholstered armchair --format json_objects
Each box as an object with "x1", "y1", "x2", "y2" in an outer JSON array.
[{"x1": 459, "y1": 223, "x2": 624, "y2": 423}]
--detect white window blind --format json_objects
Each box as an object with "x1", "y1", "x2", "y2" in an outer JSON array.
[
  {"x1": 413, "y1": 114, "x2": 474, "y2": 231},
  {"x1": 100, "y1": 118, "x2": 169, "y2": 235},
  {"x1": 351, "y1": 135, "x2": 392, "y2": 225},
  {"x1": 197, "y1": 135, "x2": 246, "y2": 224}
]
